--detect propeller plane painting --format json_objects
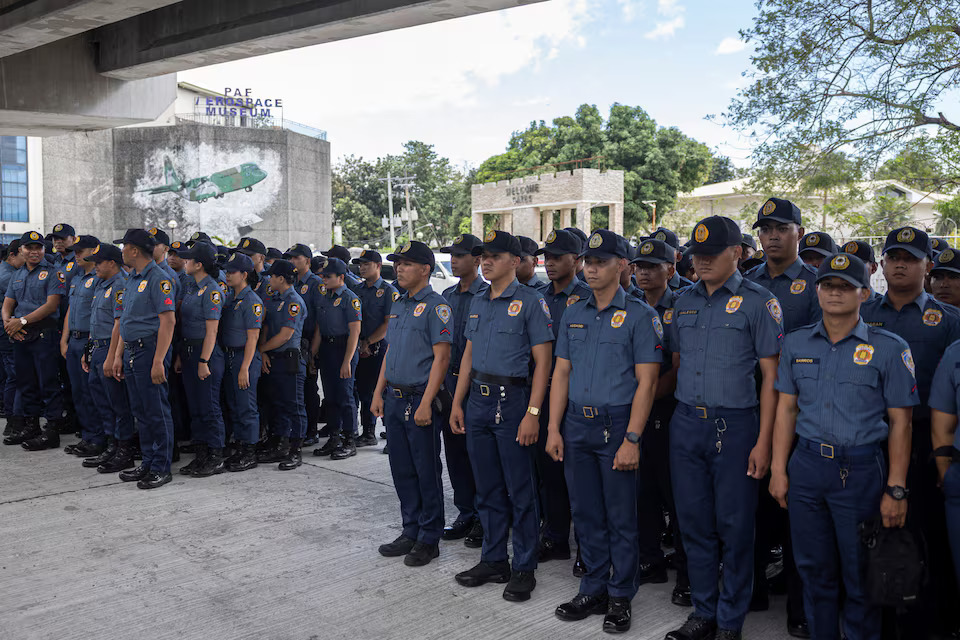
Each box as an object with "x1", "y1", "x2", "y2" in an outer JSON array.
[{"x1": 138, "y1": 156, "x2": 268, "y2": 203}]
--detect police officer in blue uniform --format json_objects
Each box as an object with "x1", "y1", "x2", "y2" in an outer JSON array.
[
  {"x1": 284, "y1": 243, "x2": 324, "y2": 446},
  {"x1": 60, "y1": 235, "x2": 102, "y2": 456},
  {"x1": 840, "y1": 240, "x2": 881, "y2": 302},
  {"x1": 352, "y1": 250, "x2": 399, "y2": 447},
  {"x1": 517, "y1": 236, "x2": 546, "y2": 291},
  {"x1": 257, "y1": 258, "x2": 307, "y2": 470},
  {"x1": 167, "y1": 241, "x2": 191, "y2": 296},
  {"x1": 929, "y1": 247, "x2": 960, "y2": 308},
  {"x1": 651, "y1": 228, "x2": 694, "y2": 291},
  {"x1": 311, "y1": 257, "x2": 362, "y2": 460},
  {"x1": 770, "y1": 253, "x2": 916, "y2": 640},
  {"x1": 175, "y1": 241, "x2": 227, "y2": 477},
  {"x1": 532, "y1": 229, "x2": 592, "y2": 564},
  {"x1": 739, "y1": 233, "x2": 757, "y2": 271},
  {"x1": 664, "y1": 216, "x2": 783, "y2": 640},
  {"x1": 565, "y1": 227, "x2": 590, "y2": 283},
  {"x1": 80, "y1": 243, "x2": 137, "y2": 473},
  {"x1": 798, "y1": 231, "x2": 838, "y2": 270},
  {"x1": 236, "y1": 237, "x2": 269, "y2": 297},
  {"x1": 112, "y1": 229, "x2": 177, "y2": 490},
  {"x1": 449, "y1": 229, "x2": 554, "y2": 602},
  {"x1": 860, "y1": 226, "x2": 960, "y2": 638},
  {"x1": 547, "y1": 229, "x2": 662, "y2": 633},
  {"x1": 930, "y1": 343, "x2": 960, "y2": 591},
  {"x1": 372, "y1": 241, "x2": 452, "y2": 566},
  {"x1": 322, "y1": 245, "x2": 363, "y2": 289},
  {"x1": 220, "y1": 252, "x2": 264, "y2": 472},
  {"x1": 2, "y1": 230, "x2": 67, "y2": 449},
  {"x1": 0, "y1": 240, "x2": 24, "y2": 441},
  {"x1": 631, "y1": 238, "x2": 690, "y2": 605},
  {"x1": 438, "y1": 233, "x2": 486, "y2": 545}
]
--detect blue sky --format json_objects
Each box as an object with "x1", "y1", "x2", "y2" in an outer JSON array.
[{"x1": 180, "y1": 0, "x2": 760, "y2": 172}]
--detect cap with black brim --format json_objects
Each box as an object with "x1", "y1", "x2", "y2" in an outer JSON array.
[{"x1": 815, "y1": 253, "x2": 870, "y2": 288}]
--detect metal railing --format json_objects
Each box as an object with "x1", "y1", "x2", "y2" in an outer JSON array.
[{"x1": 174, "y1": 113, "x2": 327, "y2": 140}]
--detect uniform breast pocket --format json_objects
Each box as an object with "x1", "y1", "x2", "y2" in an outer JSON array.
[
  {"x1": 675, "y1": 313, "x2": 699, "y2": 352},
  {"x1": 791, "y1": 363, "x2": 820, "y2": 397},
  {"x1": 567, "y1": 327, "x2": 588, "y2": 359},
  {"x1": 496, "y1": 318, "x2": 527, "y2": 350},
  {"x1": 466, "y1": 315, "x2": 480, "y2": 337},
  {"x1": 713, "y1": 314, "x2": 748, "y2": 356},
  {"x1": 838, "y1": 366, "x2": 880, "y2": 412},
  {"x1": 599, "y1": 329, "x2": 630, "y2": 369}
]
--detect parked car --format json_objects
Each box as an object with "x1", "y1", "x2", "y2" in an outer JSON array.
[{"x1": 346, "y1": 252, "x2": 455, "y2": 292}]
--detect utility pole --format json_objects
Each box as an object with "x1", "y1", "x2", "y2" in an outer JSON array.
[
  {"x1": 386, "y1": 171, "x2": 395, "y2": 249},
  {"x1": 404, "y1": 184, "x2": 414, "y2": 238},
  {"x1": 378, "y1": 172, "x2": 416, "y2": 248},
  {"x1": 642, "y1": 200, "x2": 658, "y2": 229}
]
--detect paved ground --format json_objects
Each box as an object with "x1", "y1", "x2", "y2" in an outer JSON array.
[{"x1": 0, "y1": 431, "x2": 795, "y2": 640}]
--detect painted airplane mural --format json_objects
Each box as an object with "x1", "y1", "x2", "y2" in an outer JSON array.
[{"x1": 138, "y1": 156, "x2": 268, "y2": 203}]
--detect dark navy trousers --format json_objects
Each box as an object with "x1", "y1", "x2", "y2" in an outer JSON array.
[
  {"x1": 946, "y1": 462, "x2": 960, "y2": 587},
  {"x1": 65, "y1": 335, "x2": 99, "y2": 443},
  {"x1": 356, "y1": 341, "x2": 386, "y2": 430},
  {"x1": 442, "y1": 372, "x2": 476, "y2": 521},
  {"x1": 181, "y1": 345, "x2": 225, "y2": 448},
  {"x1": 266, "y1": 350, "x2": 306, "y2": 439},
  {"x1": 385, "y1": 389, "x2": 444, "y2": 544},
  {"x1": 88, "y1": 342, "x2": 134, "y2": 441},
  {"x1": 318, "y1": 340, "x2": 358, "y2": 438},
  {"x1": 123, "y1": 338, "x2": 174, "y2": 473},
  {"x1": 0, "y1": 337, "x2": 21, "y2": 416},
  {"x1": 788, "y1": 440, "x2": 885, "y2": 640},
  {"x1": 564, "y1": 403, "x2": 638, "y2": 599},
  {"x1": 670, "y1": 402, "x2": 759, "y2": 632},
  {"x1": 465, "y1": 382, "x2": 539, "y2": 572},
  {"x1": 14, "y1": 329, "x2": 63, "y2": 420},
  {"x1": 537, "y1": 384, "x2": 571, "y2": 544},
  {"x1": 223, "y1": 347, "x2": 261, "y2": 444}
]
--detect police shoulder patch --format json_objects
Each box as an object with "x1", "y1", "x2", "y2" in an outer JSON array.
[
  {"x1": 252, "y1": 303, "x2": 263, "y2": 317},
  {"x1": 901, "y1": 349, "x2": 915, "y2": 376},
  {"x1": 766, "y1": 298, "x2": 783, "y2": 323},
  {"x1": 56, "y1": 270, "x2": 65, "y2": 283},
  {"x1": 159, "y1": 280, "x2": 172, "y2": 294},
  {"x1": 436, "y1": 303, "x2": 451, "y2": 324},
  {"x1": 288, "y1": 302, "x2": 300, "y2": 317},
  {"x1": 351, "y1": 297, "x2": 361, "y2": 311},
  {"x1": 539, "y1": 298, "x2": 551, "y2": 320},
  {"x1": 115, "y1": 290, "x2": 123, "y2": 305},
  {"x1": 652, "y1": 315, "x2": 664, "y2": 339},
  {"x1": 210, "y1": 290, "x2": 222, "y2": 305}
]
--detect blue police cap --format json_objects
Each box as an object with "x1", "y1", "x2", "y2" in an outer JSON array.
[
  {"x1": 535, "y1": 229, "x2": 582, "y2": 256},
  {"x1": 651, "y1": 227, "x2": 680, "y2": 250},
  {"x1": 931, "y1": 247, "x2": 960, "y2": 276},
  {"x1": 147, "y1": 227, "x2": 170, "y2": 246},
  {"x1": 322, "y1": 245, "x2": 351, "y2": 262},
  {"x1": 177, "y1": 241, "x2": 217, "y2": 267},
  {"x1": 388, "y1": 240, "x2": 436, "y2": 269},
  {"x1": 113, "y1": 229, "x2": 157, "y2": 253},
  {"x1": 517, "y1": 236, "x2": 539, "y2": 258},
  {"x1": 284, "y1": 243, "x2": 312, "y2": 259},
  {"x1": 224, "y1": 252, "x2": 256, "y2": 273},
  {"x1": 320, "y1": 257, "x2": 348, "y2": 276},
  {"x1": 581, "y1": 229, "x2": 631, "y2": 259},
  {"x1": 841, "y1": 240, "x2": 876, "y2": 264},
  {"x1": 677, "y1": 248, "x2": 694, "y2": 274},
  {"x1": 799, "y1": 231, "x2": 838, "y2": 258},
  {"x1": 741, "y1": 233, "x2": 757, "y2": 251},
  {"x1": 816, "y1": 253, "x2": 870, "y2": 288},
  {"x1": 631, "y1": 238, "x2": 676, "y2": 265},
  {"x1": 185, "y1": 231, "x2": 211, "y2": 247},
  {"x1": 266, "y1": 247, "x2": 283, "y2": 260},
  {"x1": 883, "y1": 226, "x2": 932, "y2": 260},
  {"x1": 20, "y1": 230, "x2": 43, "y2": 246},
  {"x1": 237, "y1": 237, "x2": 266, "y2": 256},
  {"x1": 73, "y1": 235, "x2": 100, "y2": 250},
  {"x1": 564, "y1": 227, "x2": 588, "y2": 246},
  {"x1": 267, "y1": 258, "x2": 296, "y2": 278},
  {"x1": 473, "y1": 230, "x2": 522, "y2": 257},
  {"x1": 440, "y1": 234, "x2": 482, "y2": 256},
  {"x1": 84, "y1": 243, "x2": 123, "y2": 265},
  {"x1": 352, "y1": 249, "x2": 383, "y2": 264},
  {"x1": 753, "y1": 197, "x2": 802, "y2": 229},
  {"x1": 688, "y1": 216, "x2": 743, "y2": 256},
  {"x1": 931, "y1": 237, "x2": 950, "y2": 252},
  {"x1": 50, "y1": 223, "x2": 76, "y2": 239},
  {"x1": 741, "y1": 249, "x2": 766, "y2": 270}
]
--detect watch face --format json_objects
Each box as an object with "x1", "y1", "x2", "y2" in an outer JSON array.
[{"x1": 889, "y1": 486, "x2": 905, "y2": 499}]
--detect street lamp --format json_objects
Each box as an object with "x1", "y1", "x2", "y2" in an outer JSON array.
[{"x1": 642, "y1": 200, "x2": 658, "y2": 229}]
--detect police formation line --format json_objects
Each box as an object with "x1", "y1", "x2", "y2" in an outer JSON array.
[{"x1": 1, "y1": 204, "x2": 959, "y2": 640}]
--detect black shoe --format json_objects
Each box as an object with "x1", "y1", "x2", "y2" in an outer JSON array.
[
  {"x1": 404, "y1": 542, "x2": 439, "y2": 567},
  {"x1": 66, "y1": 440, "x2": 105, "y2": 457},
  {"x1": 603, "y1": 596, "x2": 631, "y2": 634},
  {"x1": 379, "y1": 430, "x2": 386, "y2": 439},
  {"x1": 464, "y1": 520, "x2": 484, "y2": 548},
  {"x1": 22, "y1": 422, "x2": 60, "y2": 451},
  {"x1": 786, "y1": 620, "x2": 810, "y2": 639},
  {"x1": 573, "y1": 548, "x2": 586, "y2": 577},
  {"x1": 2, "y1": 416, "x2": 25, "y2": 443},
  {"x1": 538, "y1": 538, "x2": 571, "y2": 562},
  {"x1": 356, "y1": 426, "x2": 377, "y2": 447},
  {"x1": 180, "y1": 443, "x2": 209, "y2": 475},
  {"x1": 302, "y1": 435, "x2": 319, "y2": 447},
  {"x1": 671, "y1": 583, "x2": 692, "y2": 607},
  {"x1": 227, "y1": 443, "x2": 258, "y2": 472},
  {"x1": 119, "y1": 465, "x2": 149, "y2": 482},
  {"x1": 194, "y1": 448, "x2": 225, "y2": 477},
  {"x1": 637, "y1": 562, "x2": 668, "y2": 585},
  {"x1": 330, "y1": 435, "x2": 356, "y2": 460},
  {"x1": 379, "y1": 535, "x2": 416, "y2": 557},
  {"x1": 83, "y1": 439, "x2": 116, "y2": 468},
  {"x1": 1, "y1": 416, "x2": 16, "y2": 437},
  {"x1": 98, "y1": 442, "x2": 135, "y2": 473},
  {"x1": 715, "y1": 631, "x2": 741, "y2": 640},
  {"x1": 313, "y1": 434, "x2": 340, "y2": 457},
  {"x1": 502, "y1": 570, "x2": 536, "y2": 602},
  {"x1": 442, "y1": 516, "x2": 475, "y2": 541},
  {"x1": 258, "y1": 437, "x2": 289, "y2": 463},
  {"x1": 665, "y1": 617, "x2": 717, "y2": 640},
  {"x1": 381, "y1": 443, "x2": 389, "y2": 454},
  {"x1": 455, "y1": 561, "x2": 511, "y2": 587},
  {"x1": 137, "y1": 471, "x2": 173, "y2": 489},
  {"x1": 555, "y1": 593, "x2": 609, "y2": 621},
  {"x1": 278, "y1": 440, "x2": 302, "y2": 471}
]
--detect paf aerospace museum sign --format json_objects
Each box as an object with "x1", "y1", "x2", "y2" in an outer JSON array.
[{"x1": 197, "y1": 88, "x2": 283, "y2": 118}]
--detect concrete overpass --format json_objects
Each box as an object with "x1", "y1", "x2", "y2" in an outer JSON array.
[{"x1": 0, "y1": 0, "x2": 545, "y2": 136}]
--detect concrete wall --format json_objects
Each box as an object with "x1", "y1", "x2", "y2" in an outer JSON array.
[{"x1": 41, "y1": 122, "x2": 331, "y2": 249}]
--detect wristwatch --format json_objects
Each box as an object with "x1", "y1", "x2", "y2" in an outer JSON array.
[
  {"x1": 885, "y1": 485, "x2": 909, "y2": 500},
  {"x1": 198, "y1": 357, "x2": 209, "y2": 364},
  {"x1": 624, "y1": 432, "x2": 641, "y2": 445},
  {"x1": 526, "y1": 406, "x2": 540, "y2": 416},
  {"x1": 19, "y1": 317, "x2": 27, "y2": 326}
]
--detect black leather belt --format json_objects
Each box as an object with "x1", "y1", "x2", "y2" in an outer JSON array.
[
  {"x1": 181, "y1": 338, "x2": 204, "y2": 348},
  {"x1": 389, "y1": 382, "x2": 425, "y2": 398},
  {"x1": 471, "y1": 371, "x2": 528, "y2": 387},
  {"x1": 124, "y1": 337, "x2": 153, "y2": 350},
  {"x1": 70, "y1": 330, "x2": 89, "y2": 340},
  {"x1": 91, "y1": 338, "x2": 111, "y2": 348},
  {"x1": 223, "y1": 345, "x2": 246, "y2": 354},
  {"x1": 321, "y1": 335, "x2": 347, "y2": 344},
  {"x1": 269, "y1": 348, "x2": 300, "y2": 358}
]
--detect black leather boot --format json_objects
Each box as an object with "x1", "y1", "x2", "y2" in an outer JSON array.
[
  {"x1": 227, "y1": 443, "x2": 258, "y2": 472},
  {"x1": 83, "y1": 437, "x2": 116, "y2": 468},
  {"x1": 278, "y1": 438, "x2": 302, "y2": 470},
  {"x1": 193, "y1": 447, "x2": 225, "y2": 477},
  {"x1": 5, "y1": 416, "x2": 37, "y2": 445},
  {"x1": 313, "y1": 432, "x2": 340, "y2": 457},
  {"x1": 258, "y1": 436, "x2": 289, "y2": 463},
  {"x1": 330, "y1": 432, "x2": 357, "y2": 460},
  {"x1": 98, "y1": 440, "x2": 135, "y2": 473},
  {"x1": 180, "y1": 442, "x2": 208, "y2": 475},
  {"x1": 356, "y1": 425, "x2": 377, "y2": 447},
  {"x1": 119, "y1": 464, "x2": 149, "y2": 482},
  {"x1": 22, "y1": 419, "x2": 60, "y2": 451},
  {"x1": 2, "y1": 415, "x2": 25, "y2": 444}
]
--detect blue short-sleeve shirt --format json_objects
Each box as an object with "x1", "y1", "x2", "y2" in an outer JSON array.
[
  {"x1": 67, "y1": 269, "x2": 98, "y2": 332},
  {"x1": 5, "y1": 262, "x2": 66, "y2": 319},
  {"x1": 220, "y1": 286, "x2": 263, "y2": 349},
  {"x1": 775, "y1": 320, "x2": 918, "y2": 446},
  {"x1": 744, "y1": 257, "x2": 822, "y2": 332},
  {"x1": 541, "y1": 278, "x2": 593, "y2": 340},
  {"x1": 355, "y1": 277, "x2": 399, "y2": 341},
  {"x1": 118, "y1": 260, "x2": 176, "y2": 340},
  {"x1": 314, "y1": 283, "x2": 361, "y2": 337},
  {"x1": 90, "y1": 272, "x2": 125, "y2": 340},
  {"x1": 263, "y1": 286, "x2": 305, "y2": 352},
  {"x1": 443, "y1": 277, "x2": 489, "y2": 373},
  {"x1": 644, "y1": 286, "x2": 678, "y2": 377},
  {"x1": 465, "y1": 280, "x2": 554, "y2": 378},
  {"x1": 294, "y1": 272, "x2": 322, "y2": 337},
  {"x1": 180, "y1": 274, "x2": 223, "y2": 340},
  {"x1": 667, "y1": 271, "x2": 783, "y2": 409},
  {"x1": 556, "y1": 288, "x2": 663, "y2": 406},
  {"x1": 384, "y1": 285, "x2": 453, "y2": 387},
  {"x1": 927, "y1": 341, "x2": 960, "y2": 450}
]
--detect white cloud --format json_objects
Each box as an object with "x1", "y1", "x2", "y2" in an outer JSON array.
[
  {"x1": 657, "y1": 0, "x2": 684, "y2": 17},
  {"x1": 617, "y1": 0, "x2": 640, "y2": 22},
  {"x1": 715, "y1": 37, "x2": 747, "y2": 55},
  {"x1": 645, "y1": 15, "x2": 685, "y2": 39}
]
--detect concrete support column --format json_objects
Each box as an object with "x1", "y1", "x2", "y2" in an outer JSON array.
[
  {"x1": 608, "y1": 202, "x2": 623, "y2": 235},
  {"x1": 501, "y1": 211, "x2": 513, "y2": 234},
  {"x1": 576, "y1": 204, "x2": 592, "y2": 236},
  {"x1": 541, "y1": 210, "x2": 553, "y2": 241},
  {"x1": 511, "y1": 207, "x2": 539, "y2": 239},
  {"x1": 472, "y1": 211, "x2": 485, "y2": 238},
  {"x1": 560, "y1": 208, "x2": 572, "y2": 228}
]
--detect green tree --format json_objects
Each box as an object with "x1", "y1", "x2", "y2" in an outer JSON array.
[
  {"x1": 725, "y1": 0, "x2": 960, "y2": 187},
  {"x1": 705, "y1": 154, "x2": 745, "y2": 185}
]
